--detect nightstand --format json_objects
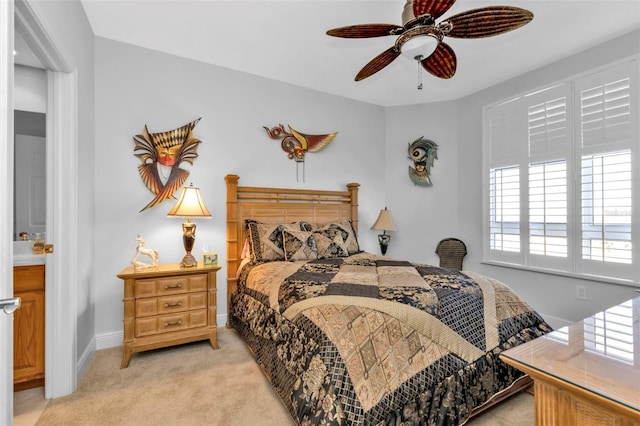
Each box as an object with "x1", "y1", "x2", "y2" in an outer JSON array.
[{"x1": 116, "y1": 263, "x2": 221, "y2": 368}]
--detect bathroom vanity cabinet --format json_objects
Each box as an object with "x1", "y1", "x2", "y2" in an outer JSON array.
[{"x1": 13, "y1": 264, "x2": 45, "y2": 390}]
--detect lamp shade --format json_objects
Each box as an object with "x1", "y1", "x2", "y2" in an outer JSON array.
[
  {"x1": 371, "y1": 208, "x2": 398, "y2": 232},
  {"x1": 167, "y1": 183, "x2": 212, "y2": 218}
]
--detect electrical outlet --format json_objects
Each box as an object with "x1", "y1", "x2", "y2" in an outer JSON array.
[{"x1": 576, "y1": 285, "x2": 587, "y2": 300}]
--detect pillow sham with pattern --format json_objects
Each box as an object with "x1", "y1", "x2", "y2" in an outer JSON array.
[
  {"x1": 245, "y1": 220, "x2": 305, "y2": 262},
  {"x1": 308, "y1": 220, "x2": 360, "y2": 255},
  {"x1": 282, "y1": 229, "x2": 318, "y2": 261},
  {"x1": 314, "y1": 229, "x2": 349, "y2": 258}
]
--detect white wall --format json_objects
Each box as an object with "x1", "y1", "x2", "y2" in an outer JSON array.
[
  {"x1": 14, "y1": 65, "x2": 45, "y2": 112},
  {"x1": 93, "y1": 37, "x2": 387, "y2": 341},
  {"x1": 384, "y1": 101, "x2": 460, "y2": 265}
]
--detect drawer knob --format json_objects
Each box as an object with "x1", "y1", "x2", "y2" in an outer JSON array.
[
  {"x1": 164, "y1": 320, "x2": 182, "y2": 327},
  {"x1": 164, "y1": 284, "x2": 182, "y2": 290},
  {"x1": 164, "y1": 302, "x2": 182, "y2": 308}
]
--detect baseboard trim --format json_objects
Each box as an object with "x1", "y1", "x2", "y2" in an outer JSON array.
[
  {"x1": 96, "y1": 330, "x2": 124, "y2": 350},
  {"x1": 76, "y1": 336, "x2": 96, "y2": 382}
]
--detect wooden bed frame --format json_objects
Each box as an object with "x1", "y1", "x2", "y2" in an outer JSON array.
[
  {"x1": 224, "y1": 174, "x2": 531, "y2": 418},
  {"x1": 225, "y1": 174, "x2": 360, "y2": 324}
]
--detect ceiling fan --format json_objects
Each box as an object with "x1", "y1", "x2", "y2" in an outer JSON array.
[{"x1": 326, "y1": 0, "x2": 533, "y2": 82}]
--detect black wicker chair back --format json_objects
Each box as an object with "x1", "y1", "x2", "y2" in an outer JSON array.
[{"x1": 435, "y1": 238, "x2": 467, "y2": 270}]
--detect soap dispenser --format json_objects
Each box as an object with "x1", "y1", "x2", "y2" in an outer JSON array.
[{"x1": 32, "y1": 233, "x2": 45, "y2": 254}]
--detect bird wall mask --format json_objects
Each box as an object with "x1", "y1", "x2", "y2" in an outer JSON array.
[
  {"x1": 133, "y1": 118, "x2": 202, "y2": 212},
  {"x1": 263, "y1": 123, "x2": 337, "y2": 182}
]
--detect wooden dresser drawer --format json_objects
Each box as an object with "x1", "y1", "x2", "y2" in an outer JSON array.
[
  {"x1": 135, "y1": 309, "x2": 207, "y2": 337},
  {"x1": 134, "y1": 274, "x2": 207, "y2": 298},
  {"x1": 135, "y1": 292, "x2": 207, "y2": 317}
]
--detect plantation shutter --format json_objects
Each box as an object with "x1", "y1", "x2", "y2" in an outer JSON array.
[
  {"x1": 525, "y1": 84, "x2": 572, "y2": 269},
  {"x1": 576, "y1": 62, "x2": 636, "y2": 279},
  {"x1": 486, "y1": 98, "x2": 526, "y2": 261},
  {"x1": 484, "y1": 59, "x2": 638, "y2": 283}
]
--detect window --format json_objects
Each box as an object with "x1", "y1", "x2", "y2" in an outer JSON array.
[
  {"x1": 489, "y1": 166, "x2": 520, "y2": 253},
  {"x1": 529, "y1": 160, "x2": 567, "y2": 257},
  {"x1": 484, "y1": 59, "x2": 639, "y2": 284},
  {"x1": 581, "y1": 151, "x2": 632, "y2": 264}
]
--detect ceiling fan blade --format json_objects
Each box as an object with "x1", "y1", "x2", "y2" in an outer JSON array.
[
  {"x1": 355, "y1": 47, "x2": 401, "y2": 81},
  {"x1": 327, "y1": 24, "x2": 403, "y2": 39},
  {"x1": 443, "y1": 6, "x2": 533, "y2": 39},
  {"x1": 421, "y1": 42, "x2": 457, "y2": 79},
  {"x1": 412, "y1": 0, "x2": 456, "y2": 20}
]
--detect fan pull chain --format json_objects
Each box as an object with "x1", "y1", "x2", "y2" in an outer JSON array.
[{"x1": 417, "y1": 61, "x2": 423, "y2": 90}]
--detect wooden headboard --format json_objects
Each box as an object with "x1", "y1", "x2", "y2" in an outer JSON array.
[{"x1": 225, "y1": 174, "x2": 360, "y2": 323}]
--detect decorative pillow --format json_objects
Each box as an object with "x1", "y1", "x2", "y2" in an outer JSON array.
[
  {"x1": 245, "y1": 220, "x2": 303, "y2": 262},
  {"x1": 240, "y1": 238, "x2": 250, "y2": 259},
  {"x1": 282, "y1": 229, "x2": 318, "y2": 261},
  {"x1": 313, "y1": 220, "x2": 360, "y2": 254},
  {"x1": 314, "y1": 230, "x2": 349, "y2": 258}
]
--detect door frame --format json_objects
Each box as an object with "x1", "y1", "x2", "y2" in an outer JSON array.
[
  {"x1": 3, "y1": 1, "x2": 79, "y2": 417},
  {"x1": 1, "y1": 0, "x2": 16, "y2": 423},
  {"x1": 16, "y1": 0, "x2": 78, "y2": 399}
]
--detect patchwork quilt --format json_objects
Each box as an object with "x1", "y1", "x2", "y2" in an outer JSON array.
[{"x1": 230, "y1": 253, "x2": 551, "y2": 425}]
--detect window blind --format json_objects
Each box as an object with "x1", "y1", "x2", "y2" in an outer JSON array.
[{"x1": 577, "y1": 63, "x2": 635, "y2": 278}]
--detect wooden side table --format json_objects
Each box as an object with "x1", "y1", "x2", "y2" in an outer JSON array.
[
  {"x1": 117, "y1": 263, "x2": 221, "y2": 368},
  {"x1": 501, "y1": 296, "x2": 640, "y2": 425}
]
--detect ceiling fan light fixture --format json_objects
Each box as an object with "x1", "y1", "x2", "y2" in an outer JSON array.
[
  {"x1": 400, "y1": 33, "x2": 439, "y2": 61},
  {"x1": 326, "y1": 1, "x2": 533, "y2": 82}
]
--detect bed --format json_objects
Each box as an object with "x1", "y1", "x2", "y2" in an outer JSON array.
[{"x1": 225, "y1": 174, "x2": 551, "y2": 425}]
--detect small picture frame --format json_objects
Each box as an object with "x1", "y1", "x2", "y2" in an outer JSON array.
[{"x1": 203, "y1": 252, "x2": 218, "y2": 266}]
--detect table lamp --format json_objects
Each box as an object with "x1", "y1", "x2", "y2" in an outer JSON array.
[
  {"x1": 371, "y1": 207, "x2": 398, "y2": 255},
  {"x1": 167, "y1": 183, "x2": 212, "y2": 267}
]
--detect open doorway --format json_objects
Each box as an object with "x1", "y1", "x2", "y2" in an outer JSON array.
[
  {"x1": 12, "y1": 16, "x2": 48, "y2": 421},
  {"x1": 13, "y1": 110, "x2": 46, "y2": 395}
]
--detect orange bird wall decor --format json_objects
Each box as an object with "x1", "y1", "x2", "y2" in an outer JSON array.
[
  {"x1": 263, "y1": 123, "x2": 337, "y2": 182},
  {"x1": 133, "y1": 118, "x2": 202, "y2": 212}
]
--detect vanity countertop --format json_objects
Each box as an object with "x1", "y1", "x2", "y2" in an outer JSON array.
[
  {"x1": 14, "y1": 253, "x2": 46, "y2": 266},
  {"x1": 13, "y1": 241, "x2": 46, "y2": 266}
]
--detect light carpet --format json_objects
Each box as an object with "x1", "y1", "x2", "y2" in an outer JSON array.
[{"x1": 36, "y1": 327, "x2": 534, "y2": 425}]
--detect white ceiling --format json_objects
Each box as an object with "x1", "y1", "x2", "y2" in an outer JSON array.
[{"x1": 23, "y1": 1, "x2": 640, "y2": 107}]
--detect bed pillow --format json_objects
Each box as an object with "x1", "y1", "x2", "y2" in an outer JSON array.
[
  {"x1": 282, "y1": 229, "x2": 318, "y2": 261},
  {"x1": 314, "y1": 229, "x2": 349, "y2": 258},
  {"x1": 245, "y1": 220, "x2": 304, "y2": 262},
  {"x1": 241, "y1": 238, "x2": 250, "y2": 259},
  {"x1": 312, "y1": 220, "x2": 360, "y2": 255}
]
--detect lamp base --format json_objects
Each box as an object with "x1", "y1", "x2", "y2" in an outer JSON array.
[
  {"x1": 180, "y1": 220, "x2": 198, "y2": 268},
  {"x1": 180, "y1": 253, "x2": 198, "y2": 268},
  {"x1": 378, "y1": 233, "x2": 391, "y2": 255}
]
